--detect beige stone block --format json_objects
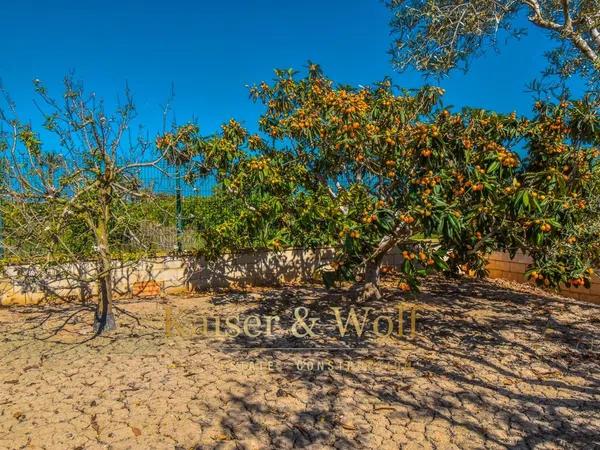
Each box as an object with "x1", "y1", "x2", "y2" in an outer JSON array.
[
  {"x1": 163, "y1": 285, "x2": 190, "y2": 296},
  {"x1": 509, "y1": 252, "x2": 532, "y2": 264},
  {"x1": 559, "y1": 291, "x2": 579, "y2": 301},
  {"x1": 132, "y1": 280, "x2": 161, "y2": 297},
  {"x1": 496, "y1": 261, "x2": 513, "y2": 272},
  {"x1": 576, "y1": 293, "x2": 600, "y2": 304},
  {"x1": 14, "y1": 293, "x2": 30, "y2": 305},
  {"x1": 153, "y1": 268, "x2": 184, "y2": 283},
  {"x1": 486, "y1": 261, "x2": 502, "y2": 271},
  {"x1": 161, "y1": 258, "x2": 185, "y2": 270},
  {"x1": 487, "y1": 269, "x2": 503, "y2": 279},
  {"x1": 499, "y1": 270, "x2": 513, "y2": 279},
  {"x1": 27, "y1": 292, "x2": 47, "y2": 304},
  {"x1": 0, "y1": 280, "x2": 14, "y2": 292},
  {"x1": 563, "y1": 284, "x2": 600, "y2": 302},
  {"x1": 508, "y1": 272, "x2": 526, "y2": 282},
  {"x1": 585, "y1": 283, "x2": 600, "y2": 297},
  {"x1": 490, "y1": 258, "x2": 507, "y2": 267},
  {"x1": 488, "y1": 251, "x2": 506, "y2": 261},
  {"x1": 562, "y1": 286, "x2": 584, "y2": 297},
  {"x1": 237, "y1": 253, "x2": 254, "y2": 264},
  {"x1": 509, "y1": 262, "x2": 528, "y2": 274},
  {"x1": 498, "y1": 271, "x2": 513, "y2": 281}
]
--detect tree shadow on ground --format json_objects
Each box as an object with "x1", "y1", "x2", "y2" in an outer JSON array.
[
  {"x1": 1, "y1": 276, "x2": 598, "y2": 448},
  {"x1": 207, "y1": 276, "x2": 600, "y2": 448}
]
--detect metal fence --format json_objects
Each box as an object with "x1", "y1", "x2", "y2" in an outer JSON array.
[
  {"x1": 0, "y1": 158, "x2": 219, "y2": 260},
  {"x1": 135, "y1": 160, "x2": 217, "y2": 252}
]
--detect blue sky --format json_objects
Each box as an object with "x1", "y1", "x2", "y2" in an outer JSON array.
[{"x1": 1, "y1": 0, "x2": 586, "y2": 139}]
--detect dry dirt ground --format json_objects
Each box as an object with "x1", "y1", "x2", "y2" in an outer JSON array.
[{"x1": 0, "y1": 276, "x2": 599, "y2": 450}]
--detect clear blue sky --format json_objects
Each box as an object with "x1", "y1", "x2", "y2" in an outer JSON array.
[{"x1": 1, "y1": 0, "x2": 586, "y2": 139}]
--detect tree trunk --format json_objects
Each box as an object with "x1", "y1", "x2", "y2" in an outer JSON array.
[
  {"x1": 93, "y1": 263, "x2": 116, "y2": 334},
  {"x1": 360, "y1": 256, "x2": 384, "y2": 301},
  {"x1": 357, "y1": 230, "x2": 408, "y2": 301},
  {"x1": 92, "y1": 199, "x2": 116, "y2": 334}
]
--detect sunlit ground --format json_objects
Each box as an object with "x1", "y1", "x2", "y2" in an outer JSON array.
[{"x1": 1, "y1": 276, "x2": 598, "y2": 449}]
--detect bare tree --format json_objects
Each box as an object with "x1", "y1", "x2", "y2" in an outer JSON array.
[
  {"x1": 386, "y1": 0, "x2": 599, "y2": 85},
  {"x1": 0, "y1": 77, "x2": 171, "y2": 334}
]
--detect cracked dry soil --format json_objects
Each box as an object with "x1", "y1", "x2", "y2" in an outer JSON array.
[{"x1": 0, "y1": 276, "x2": 599, "y2": 449}]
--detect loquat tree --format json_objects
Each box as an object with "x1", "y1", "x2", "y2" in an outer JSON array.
[
  {"x1": 161, "y1": 65, "x2": 599, "y2": 299},
  {"x1": 512, "y1": 96, "x2": 600, "y2": 288}
]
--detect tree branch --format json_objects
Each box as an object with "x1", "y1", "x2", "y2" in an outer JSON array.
[
  {"x1": 521, "y1": 0, "x2": 598, "y2": 63},
  {"x1": 561, "y1": 0, "x2": 573, "y2": 31}
]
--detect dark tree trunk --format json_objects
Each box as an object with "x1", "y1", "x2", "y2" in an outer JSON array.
[
  {"x1": 93, "y1": 264, "x2": 116, "y2": 334},
  {"x1": 93, "y1": 204, "x2": 116, "y2": 334}
]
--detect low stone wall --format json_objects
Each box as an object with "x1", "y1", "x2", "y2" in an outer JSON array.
[
  {"x1": 1, "y1": 247, "x2": 598, "y2": 306},
  {"x1": 486, "y1": 251, "x2": 600, "y2": 304},
  {"x1": 0, "y1": 247, "x2": 339, "y2": 305}
]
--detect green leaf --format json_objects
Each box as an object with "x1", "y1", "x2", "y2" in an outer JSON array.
[{"x1": 487, "y1": 161, "x2": 500, "y2": 174}]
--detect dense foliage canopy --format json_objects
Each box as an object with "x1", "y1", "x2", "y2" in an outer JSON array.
[{"x1": 160, "y1": 65, "x2": 600, "y2": 296}]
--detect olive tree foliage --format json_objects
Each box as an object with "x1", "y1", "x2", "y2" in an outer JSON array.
[
  {"x1": 162, "y1": 65, "x2": 599, "y2": 299},
  {"x1": 385, "y1": 0, "x2": 600, "y2": 86},
  {"x1": 0, "y1": 78, "x2": 170, "y2": 334}
]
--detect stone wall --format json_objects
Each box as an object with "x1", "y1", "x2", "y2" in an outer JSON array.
[
  {"x1": 0, "y1": 247, "x2": 339, "y2": 305},
  {"x1": 486, "y1": 251, "x2": 600, "y2": 304},
  {"x1": 1, "y1": 247, "x2": 598, "y2": 306}
]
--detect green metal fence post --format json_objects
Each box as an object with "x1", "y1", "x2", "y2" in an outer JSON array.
[{"x1": 175, "y1": 165, "x2": 183, "y2": 253}]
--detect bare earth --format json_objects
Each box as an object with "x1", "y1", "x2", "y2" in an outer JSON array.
[{"x1": 0, "y1": 276, "x2": 599, "y2": 450}]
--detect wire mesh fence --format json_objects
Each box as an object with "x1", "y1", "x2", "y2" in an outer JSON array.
[
  {"x1": 0, "y1": 157, "x2": 219, "y2": 261},
  {"x1": 136, "y1": 159, "x2": 216, "y2": 197},
  {"x1": 133, "y1": 160, "x2": 219, "y2": 254}
]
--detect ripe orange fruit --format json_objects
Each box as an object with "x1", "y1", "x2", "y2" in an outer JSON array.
[
  {"x1": 399, "y1": 282, "x2": 411, "y2": 292},
  {"x1": 572, "y1": 278, "x2": 584, "y2": 287}
]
